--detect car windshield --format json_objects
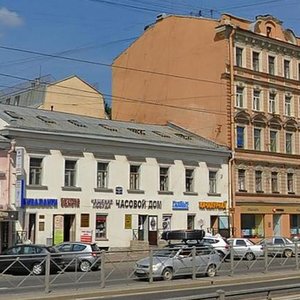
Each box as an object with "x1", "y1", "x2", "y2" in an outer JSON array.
[
  {"x1": 47, "y1": 246, "x2": 59, "y2": 253},
  {"x1": 153, "y1": 249, "x2": 177, "y2": 257}
]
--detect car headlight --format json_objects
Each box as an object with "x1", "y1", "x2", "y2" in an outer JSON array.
[{"x1": 152, "y1": 263, "x2": 161, "y2": 271}]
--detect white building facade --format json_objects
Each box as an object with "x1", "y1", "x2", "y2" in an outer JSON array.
[{"x1": 0, "y1": 105, "x2": 230, "y2": 249}]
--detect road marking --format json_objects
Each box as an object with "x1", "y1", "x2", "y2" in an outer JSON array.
[{"x1": 0, "y1": 287, "x2": 9, "y2": 290}]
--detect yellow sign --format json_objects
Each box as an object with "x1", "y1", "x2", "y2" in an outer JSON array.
[
  {"x1": 199, "y1": 201, "x2": 227, "y2": 210},
  {"x1": 124, "y1": 214, "x2": 132, "y2": 229}
]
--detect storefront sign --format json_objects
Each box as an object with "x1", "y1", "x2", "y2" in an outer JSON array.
[
  {"x1": 124, "y1": 214, "x2": 132, "y2": 229},
  {"x1": 199, "y1": 201, "x2": 227, "y2": 210},
  {"x1": 61, "y1": 198, "x2": 80, "y2": 208},
  {"x1": 53, "y1": 215, "x2": 64, "y2": 245},
  {"x1": 91, "y1": 199, "x2": 113, "y2": 209},
  {"x1": 0, "y1": 211, "x2": 18, "y2": 221},
  {"x1": 172, "y1": 201, "x2": 189, "y2": 210},
  {"x1": 15, "y1": 148, "x2": 24, "y2": 176},
  {"x1": 80, "y1": 229, "x2": 93, "y2": 243},
  {"x1": 15, "y1": 179, "x2": 25, "y2": 208},
  {"x1": 23, "y1": 198, "x2": 58, "y2": 208},
  {"x1": 116, "y1": 200, "x2": 162, "y2": 209}
]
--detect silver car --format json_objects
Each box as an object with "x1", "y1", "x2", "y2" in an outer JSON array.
[
  {"x1": 55, "y1": 242, "x2": 101, "y2": 272},
  {"x1": 134, "y1": 244, "x2": 221, "y2": 280},
  {"x1": 227, "y1": 238, "x2": 264, "y2": 260}
]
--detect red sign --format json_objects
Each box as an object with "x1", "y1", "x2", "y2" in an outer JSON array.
[
  {"x1": 80, "y1": 230, "x2": 92, "y2": 243},
  {"x1": 61, "y1": 198, "x2": 80, "y2": 208}
]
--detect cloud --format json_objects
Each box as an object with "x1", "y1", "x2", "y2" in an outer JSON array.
[{"x1": 0, "y1": 7, "x2": 23, "y2": 27}]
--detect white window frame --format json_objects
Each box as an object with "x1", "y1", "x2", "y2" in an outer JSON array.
[
  {"x1": 269, "y1": 92, "x2": 276, "y2": 113},
  {"x1": 236, "y1": 86, "x2": 244, "y2": 108},
  {"x1": 253, "y1": 90, "x2": 261, "y2": 111},
  {"x1": 209, "y1": 170, "x2": 218, "y2": 194},
  {"x1": 185, "y1": 168, "x2": 194, "y2": 192},
  {"x1": 284, "y1": 95, "x2": 292, "y2": 116},
  {"x1": 268, "y1": 55, "x2": 276, "y2": 75},
  {"x1": 253, "y1": 127, "x2": 262, "y2": 151},
  {"x1": 238, "y1": 169, "x2": 246, "y2": 191},
  {"x1": 29, "y1": 157, "x2": 43, "y2": 186},
  {"x1": 255, "y1": 170, "x2": 263, "y2": 192},
  {"x1": 285, "y1": 132, "x2": 293, "y2": 154},
  {"x1": 287, "y1": 173, "x2": 294, "y2": 193},
  {"x1": 159, "y1": 166, "x2": 169, "y2": 192},
  {"x1": 64, "y1": 159, "x2": 77, "y2": 187},
  {"x1": 252, "y1": 51, "x2": 260, "y2": 72},
  {"x1": 284, "y1": 59, "x2": 291, "y2": 79},
  {"x1": 270, "y1": 130, "x2": 278, "y2": 152},
  {"x1": 97, "y1": 161, "x2": 109, "y2": 188},
  {"x1": 235, "y1": 47, "x2": 244, "y2": 67},
  {"x1": 130, "y1": 164, "x2": 140, "y2": 190}
]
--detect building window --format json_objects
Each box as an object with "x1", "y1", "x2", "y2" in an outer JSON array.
[
  {"x1": 29, "y1": 157, "x2": 42, "y2": 185},
  {"x1": 80, "y1": 214, "x2": 90, "y2": 227},
  {"x1": 185, "y1": 168, "x2": 194, "y2": 192},
  {"x1": 236, "y1": 126, "x2": 245, "y2": 148},
  {"x1": 286, "y1": 132, "x2": 293, "y2": 154},
  {"x1": 252, "y1": 51, "x2": 260, "y2": 71},
  {"x1": 284, "y1": 59, "x2": 290, "y2": 79},
  {"x1": 238, "y1": 169, "x2": 246, "y2": 191},
  {"x1": 209, "y1": 171, "x2": 217, "y2": 194},
  {"x1": 241, "y1": 214, "x2": 264, "y2": 238},
  {"x1": 130, "y1": 165, "x2": 140, "y2": 190},
  {"x1": 270, "y1": 130, "x2": 277, "y2": 152},
  {"x1": 253, "y1": 90, "x2": 261, "y2": 111},
  {"x1": 254, "y1": 128, "x2": 261, "y2": 151},
  {"x1": 269, "y1": 92, "x2": 276, "y2": 113},
  {"x1": 64, "y1": 160, "x2": 76, "y2": 187},
  {"x1": 95, "y1": 214, "x2": 107, "y2": 239},
  {"x1": 287, "y1": 173, "x2": 294, "y2": 193},
  {"x1": 236, "y1": 86, "x2": 244, "y2": 108},
  {"x1": 285, "y1": 95, "x2": 292, "y2": 116},
  {"x1": 271, "y1": 172, "x2": 278, "y2": 193},
  {"x1": 160, "y1": 167, "x2": 169, "y2": 191},
  {"x1": 187, "y1": 215, "x2": 195, "y2": 230},
  {"x1": 255, "y1": 170, "x2": 263, "y2": 192},
  {"x1": 268, "y1": 56, "x2": 275, "y2": 75},
  {"x1": 14, "y1": 95, "x2": 20, "y2": 106},
  {"x1": 97, "y1": 162, "x2": 108, "y2": 188},
  {"x1": 236, "y1": 47, "x2": 243, "y2": 67}
]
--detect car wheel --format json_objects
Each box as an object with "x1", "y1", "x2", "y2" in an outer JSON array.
[
  {"x1": 32, "y1": 262, "x2": 44, "y2": 275},
  {"x1": 206, "y1": 264, "x2": 217, "y2": 277},
  {"x1": 245, "y1": 252, "x2": 255, "y2": 261},
  {"x1": 79, "y1": 260, "x2": 91, "y2": 272},
  {"x1": 162, "y1": 267, "x2": 173, "y2": 281},
  {"x1": 283, "y1": 249, "x2": 293, "y2": 258}
]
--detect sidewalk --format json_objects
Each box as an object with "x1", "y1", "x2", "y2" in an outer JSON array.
[{"x1": 2, "y1": 269, "x2": 300, "y2": 300}]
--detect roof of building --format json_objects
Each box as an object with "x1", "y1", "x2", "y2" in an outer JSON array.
[{"x1": 0, "y1": 104, "x2": 229, "y2": 153}]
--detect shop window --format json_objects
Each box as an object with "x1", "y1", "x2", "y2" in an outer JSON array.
[
  {"x1": 268, "y1": 56, "x2": 275, "y2": 75},
  {"x1": 80, "y1": 214, "x2": 90, "y2": 227},
  {"x1": 209, "y1": 171, "x2": 217, "y2": 194},
  {"x1": 95, "y1": 214, "x2": 107, "y2": 240},
  {"x1": 185, "y1": 168, "x2": 194, "y2": 192},
  {"x1": 130, "y1": 165, "x2": 140, "y2": 190},
  {"x1": 290, "y1": 215, "x2": 300, "y2": 236},
  {"x1": 64, "y1": 160, "x2": 76, "y2": 187},
  {"x1": 29, "y1": 157, "x2": 43, "y2": 185},
  {"x1": 159, "y1": 167, "x2": 169, "y2": 191},
  {"x1": 241, "y1": 214, "x2": 264, "y2": 238},
  {"x1": 97, "y1": 162, "x2": 108, "y2": 188}
]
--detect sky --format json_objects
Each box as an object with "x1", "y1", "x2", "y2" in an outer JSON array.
[{"x1": 0, "y1": 0, "x2": 300, "y2": 106}]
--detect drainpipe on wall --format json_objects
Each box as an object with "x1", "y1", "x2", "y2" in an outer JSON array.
[{"x1": 228, "y1": 26, "x2": 237, "y2": 237}]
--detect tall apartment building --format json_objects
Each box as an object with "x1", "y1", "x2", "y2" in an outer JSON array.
[
  {"x1": 112, "y1": 14, "x2": 300, "y2": 239},
  {"x1": 0, "y1": 75, "x2": 106, "y2": 118}
]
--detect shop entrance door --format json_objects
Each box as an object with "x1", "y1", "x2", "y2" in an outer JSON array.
[
  {"x1": 64, "y1": 214, "x2": 76, "y2": 242},
  {"x1": 148, "y1": 216, "x2": 158, "y2": 246},
  {"x1": 138, "y1": 215, "x2": 148, "y2": 241},
  {"x1": 273, "y1": 214, "x2": 281, "y2": 236},
  {"x1": 28, "y1": 214, "x2": 36, "y2": 243}
]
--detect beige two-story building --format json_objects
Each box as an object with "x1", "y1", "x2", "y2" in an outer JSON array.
[{"x1": 112, "y1": 14, "x2": 300, "y2": 239}]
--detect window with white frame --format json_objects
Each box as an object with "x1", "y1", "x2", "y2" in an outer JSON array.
[
  {"x1": 252, "y1": 51, "x2": 260, "y2": 71},
  {"x1": 269, "y1": 92, "x2": 276, "y2": 113},
  {"x1": 284, "y1": 59, "x2": 290, "y2": 79},
  {"x1": 238, "y1": 169, "x2": 246, "y2": 191},
  {"x1": 29, "y1": 157, "x2": 43, "y2": 185},
  {"x1": 285, "y1": 95, "x2": 292, "y2": 116},
  {"x1": 64, "y1": 160, "x2": 76, "y2": 187},
  {"x1": 268, "y1": 56, "x2": 275, "y2": 75},
  {"x1": 160, "y1": 167, "x2": 169, "y2": 191},
  {"x1": 185, "y1": 168, "x2": 194, "y2": 192},
  {"x1": 236, "y1": 126, "x2": 245, "y2": 148},
  {"x1": 130, "y1": 165, "x2": 140, "y2": 190},
  {"x1": 209, "y1": 171, "x2": 217, "y2": 194},
  {"x1": 253, "y1": 90, "x2": 261, "y2": 111},
  {"x1": 270, "y1": 130, "x2": 277, "y2": 152},
  {"x1": 271, "y1": 172, "x2": 278, "y2": 193},
  {"x1": 287, "y1": 173, "x2": 294, "y2": 193},
  {"x1": 255, "y1": 170, "x2": 263, "y2": 192},
  {"x1": 97, "y1": 162, "x2": 108, "y2": 188},
  {"x1": 236, "y1": 47, "x2": 243, "y2": 67},
  {"x1": 286, "y1": 132, "x2": 293, "y2": 154},
  {"x1": 254, "y1": 128, "x2": 261, "y2": 151},
  {"x1": 236, "y1": 86, "x2": 244, "y2": 108}
]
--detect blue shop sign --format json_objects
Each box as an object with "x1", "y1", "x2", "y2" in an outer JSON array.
[
  {"x1": 23, "y1": 198, "x2": 58, "y2": 208},
  {"x1": 172, "y1": 201, "x2": 189, "y2": 211}
]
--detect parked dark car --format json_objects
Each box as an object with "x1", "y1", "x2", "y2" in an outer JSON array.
[
  {"x1": 55, "y1": 242, "x2": 101, "y2": 272},
  {"x1": 0, "y1": 244, "x2": 64, "y2": 275}
]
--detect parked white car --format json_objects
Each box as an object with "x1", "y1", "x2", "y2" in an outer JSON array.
[
  {"x1": 202, "y1": 236, "x2": 230, "y2": 259},
  {"x1": 227, "y1": 238, "x2": 264, "y2": 261}
]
